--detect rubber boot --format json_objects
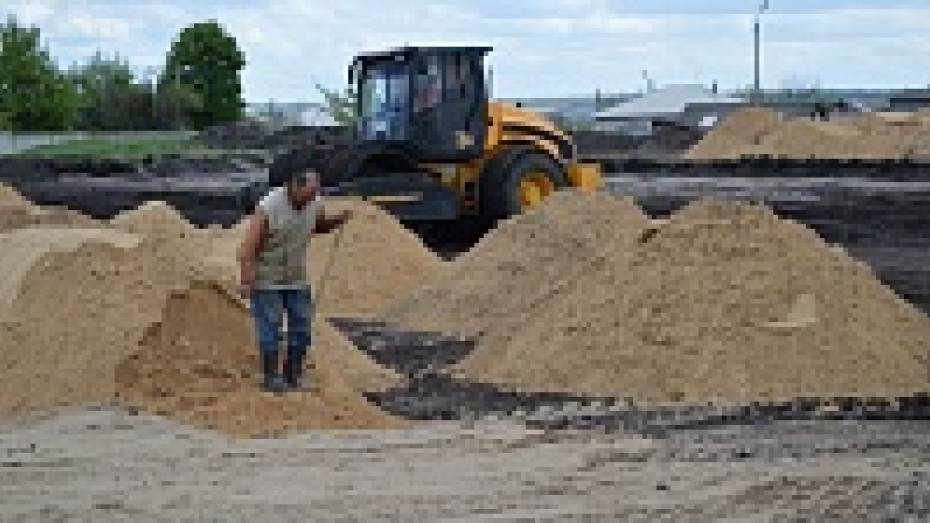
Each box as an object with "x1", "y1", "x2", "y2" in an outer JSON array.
[
  {"x1": 283, "y1": 348, "x2": 310, "y2": 392},
  {"x1": 261, "y1": 351, "x2": 286, "y2": 393}
]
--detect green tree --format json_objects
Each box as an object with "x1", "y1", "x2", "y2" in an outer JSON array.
[
  {"x1": 315, "y1": 83, "x2": 356, "y2": 125},
  {"x1": 0, "y1": 16, "x2": 77, "y2": 131},
  {"x1": 153, "y1": 80, "x2": 202, "y2": 130},
  {"x1": 162, "y1": 20, "x2": 244, "y2": 129},
  {"x1": 69, "y1": 52, "x2": 154, "y2": 130}
]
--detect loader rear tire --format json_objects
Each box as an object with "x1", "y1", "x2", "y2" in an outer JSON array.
[{"x1": 483, "y1": 152, "x2": 567, "y2": 222}]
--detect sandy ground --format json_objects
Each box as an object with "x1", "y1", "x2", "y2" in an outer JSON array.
[{"x1": 2, "y1": 406, "x2": 930, "y2": 521}]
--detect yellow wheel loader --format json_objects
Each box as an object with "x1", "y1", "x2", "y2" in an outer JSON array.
[{"x1": 313, "y1": 46, "x2": 602, "y2": 231}]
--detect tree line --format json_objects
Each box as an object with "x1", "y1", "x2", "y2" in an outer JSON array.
[{"x1": 0, "y1": 16, "x2": 245, "y2": 132}]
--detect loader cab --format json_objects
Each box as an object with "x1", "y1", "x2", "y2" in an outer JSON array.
[{"x1": 350, "y1": 46, "x2": 491, "y2": 162}]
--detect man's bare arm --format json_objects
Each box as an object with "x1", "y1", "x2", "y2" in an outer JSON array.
[
  {"x1": 237, "y1": 208, "x2": 268, "y2": 297},
  {"x1": 313, "y1": 206, "x2": 352, "y2": 235}
]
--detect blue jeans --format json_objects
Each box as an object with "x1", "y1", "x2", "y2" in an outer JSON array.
[{"x1": 249, "y1": 288, "x2": 313, "y2": 356}]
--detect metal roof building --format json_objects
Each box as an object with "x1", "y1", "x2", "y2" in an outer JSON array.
[{"x1": 594, "y1": 84, "x2": 744, "y2": 135}]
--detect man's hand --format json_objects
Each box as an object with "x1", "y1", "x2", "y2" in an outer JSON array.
[
  {"x1": 239, "y1": 276, "x2": 254, "y2": 300},
  {"x1": 238, "y1": 256, "x2": 256, "y2": 300},
  {"x1": 338, "y1": 209, "x2": 354, "y2": 224},
  {"x1": 307, "y1": 184, "x2": 320, "y2": 202}
]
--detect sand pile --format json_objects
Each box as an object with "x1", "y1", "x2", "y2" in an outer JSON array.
[
  {"x1": 109, "y1": 200, "x2": 195, "y2": 236},
  {"x1": 188, "y1": 226, "x2": 243, "y2": 288},
  {"x1": 307, "y1": 198, "x2": 444, "y2": 315},
  {"x1": 454, "y1": 199, "x2": 930, "y2": 405},
  {"x1": 687, "y1": 108, "x2": 930, "y2": 160},
  {"x1": 686, "y1": 108, "x2": 783, "y2": 159},
  {"x1": 196, "y1": 213, "x2": 252, "y2": 278},
  {"x1": 0, "y1": 194, "x2": 434, "y2": 432},
  {"x1": 0, "y1": 206, "x2": 99, "y2": 233},
  {"x1": 0, "y1": 227, "x2": 404, "y2": 434},
  {"x1": 107, "y1": 201, "x2": 243, "y2": 288},
  {"x1": 199, "y1": 199, "x2": 445, "y2": 315},
  {"x1": 0, "y1": 234, "x2": 210, "y2": 416},
  {"x1": 382, "y1": 190, "x2": 650, "y2": 341},
  {"x1": 0, "y1": 228, "x2": 141, "y2": 322},
  {"x1": 114, "y1": 281, "x2": 403, "y2": 437},
  {"x1": 0, "y1": 183, "x2": 97, "y2": 232},
  {"x1": 759, "y1": 116, "x2": 918, "y2": 159},
  {"x1": 0, "y1": 183, "x2": 32, "y2": 209}
]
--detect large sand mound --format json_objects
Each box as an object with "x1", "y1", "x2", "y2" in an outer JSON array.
[
  {"x1": 0, "y1": 235, "x2": 202, "y2": 416},
  {"x1": 0, "y1": 227, "x2": 141, "y2": 322},
  {"x1": 686, "y1": 108, "x2": 783, "y2": 159},
  {"x1": 114, "y1": 281, "x2": 404, "y2": 437},
  {"x1": 454, "y1": 199, "x2": 930, "y2": 405},
  {"x1": 382, "y1": 190, "x2": 650, "y2": 341},
  {"x1": 687, "y1": 108, "x2": 930, "y2": 160}
]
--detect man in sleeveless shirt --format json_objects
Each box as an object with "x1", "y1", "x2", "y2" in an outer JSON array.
[{"x1": 237, "y1": 149, "x2": 352, "y2": 393}]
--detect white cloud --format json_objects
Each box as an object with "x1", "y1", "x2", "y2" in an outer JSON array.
[
  {"x1": 6, "y1": 0, "x2": 56, "y2": 25},
  {"x1": 6, "y1": 1, "x2": 930, "y2": 100},
  {"x1": 513, "y1": 14, "x2": 660, "y2": 34},
  {"x1": 66, "y1": 14, "x2": 134, "y2": 40}
]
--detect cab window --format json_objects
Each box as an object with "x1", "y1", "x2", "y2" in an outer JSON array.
[
  {"x1": 414, "y1": 55, "x2": 442, "y2": 113},
  {"x1": 443, "y1": 53, "x2": 472, "y2": 101}
]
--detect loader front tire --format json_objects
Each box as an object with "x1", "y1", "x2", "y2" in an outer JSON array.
[{"x1": 483, "y1": 152, "x2": 567, "y2": 222}]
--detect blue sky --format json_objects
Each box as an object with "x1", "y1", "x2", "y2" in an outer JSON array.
[{"x1": 7, "y1": 1, "x2": 930, "y2": 102}]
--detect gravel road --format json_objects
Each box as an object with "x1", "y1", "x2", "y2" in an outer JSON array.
[{"x1": 3, "y1": 405, "x2": 930, "y2": 521}]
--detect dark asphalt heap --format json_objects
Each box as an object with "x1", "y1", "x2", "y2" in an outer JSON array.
[
  {"x1": 331, "y1": 317, "x2": 930, "y2": 437},
  {"x1": 0, "y1": 156, "x2": 268, "y2": 227}
]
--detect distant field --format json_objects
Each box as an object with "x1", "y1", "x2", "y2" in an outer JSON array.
[{"x1": 11, "y1": 135, "x2": 214, "y2": 159}]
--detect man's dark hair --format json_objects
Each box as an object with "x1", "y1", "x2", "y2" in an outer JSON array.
[{"x1": 269, "y1": 148, "x2": 325, "y2": 187}]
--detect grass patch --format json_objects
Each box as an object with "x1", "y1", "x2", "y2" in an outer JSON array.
[{"x1": 11, "y1": 134, "x2": 213, "y2": 160}]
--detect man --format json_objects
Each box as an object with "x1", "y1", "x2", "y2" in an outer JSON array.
[{"x1": 238, "y1": 149, "x2": 352, "y2": 393}]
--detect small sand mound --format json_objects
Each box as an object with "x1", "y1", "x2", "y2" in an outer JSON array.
[
  {"x1": 456, "y1": 199, "x2": 930, "y2": 405},
  {"x1": 110, "y1": 200, "x2": 194, "y2": 236},
  {"x1": 114, "y1": 280, "x2": 404, "y2": 437},
  {"x1": 309, "y1": 198, "x2": 444, "y2": 315},
  {"x1": 382, "y1": 190, "x2": 650, "y2": 339}
]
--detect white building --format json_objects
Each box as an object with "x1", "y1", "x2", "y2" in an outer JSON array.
[
  {"x1": 297, "y1": 105, "x2": 338, "y2": 126},
  {"x1": 245, "y1": 102, "x2": 338, "y2": 128},
  {"x1": 594, "y1": 84, "x2": 744, "y2": 135}
]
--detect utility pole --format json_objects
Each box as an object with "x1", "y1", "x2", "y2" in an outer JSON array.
[
  {"x1": 174, "y1": 68, "x2": 181, "y2": 129},
  {"x1": 140, "y1": 66, "x2": 159, "y2": 128},
  {"x1": 753, "y1": 0, "x2": 770, "y2": 104}
]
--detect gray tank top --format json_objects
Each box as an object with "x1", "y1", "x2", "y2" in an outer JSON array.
[{"x1": 254, "y1": 186, "x2": 323, "y2": 290}]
